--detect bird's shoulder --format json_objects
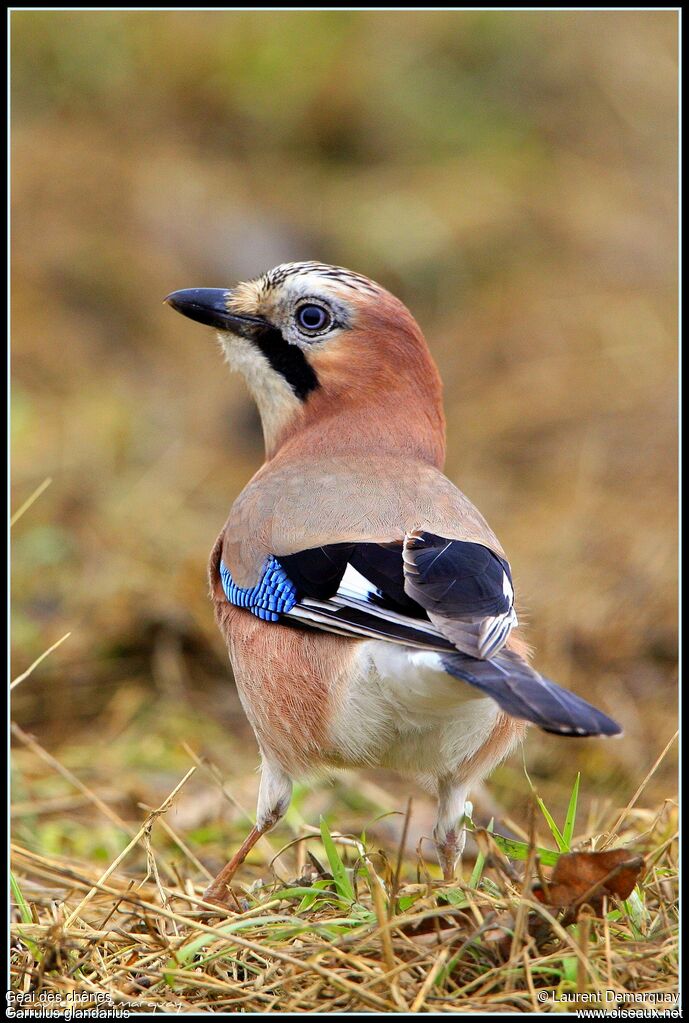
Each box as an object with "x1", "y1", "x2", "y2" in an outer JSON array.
[{"x1": 220, "y1": 453, "x2": 505, "y2": 588}]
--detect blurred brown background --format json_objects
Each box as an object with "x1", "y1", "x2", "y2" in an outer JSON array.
[{"x1": 11, "y1": 11, "x2": 677, "y2": 867}]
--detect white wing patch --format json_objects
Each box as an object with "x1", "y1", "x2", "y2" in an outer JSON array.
[
  {"x1": 339, "y1": 563, "x2": 377, "y2": 599},
  {"x1": 284, "y1": 563, "x2": 453, "y2": 651}
]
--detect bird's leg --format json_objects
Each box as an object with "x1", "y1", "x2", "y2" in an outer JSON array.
[
  {"x1": 203, "y1": 760, "x2": 292, "y2": 908},
  {"x1": 433, "y1": 776, "x2": 468, "y2": 882}
]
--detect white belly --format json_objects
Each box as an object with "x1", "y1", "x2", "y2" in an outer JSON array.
[{"x1": 325, "y1": 641, "x2": 501, "y2": 780}]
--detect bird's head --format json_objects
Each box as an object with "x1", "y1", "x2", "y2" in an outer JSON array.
[{"x1": 166, "y1": 261, "x2": 445, "y2": 464}]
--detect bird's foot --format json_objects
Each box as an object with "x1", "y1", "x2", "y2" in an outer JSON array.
[
  {"x1": 201, "y1": 825, "x2": 262, "y2": 910},
  {"x1": 435, "y1": 827, "x2": 461, "y2": 882},
  {"x1": 200, "y1": 885, "x2": 247, "y2": 914}
]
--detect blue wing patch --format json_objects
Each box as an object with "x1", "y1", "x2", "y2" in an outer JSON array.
[{"x1": 219, "y1": 556, "x2": 298, "y2": 622}]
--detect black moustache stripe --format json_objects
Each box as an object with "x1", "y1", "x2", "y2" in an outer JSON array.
[{"x1": 253, "y1": 327, "x2": 320, "y2": 401}]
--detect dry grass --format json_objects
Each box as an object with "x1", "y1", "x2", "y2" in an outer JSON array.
[
  {"x1": 10, "y1": 761, "x2": 678, "y2": 1013},
  {"x1": 10, "y1": 696, "x2": 678, "y2": 1013}
]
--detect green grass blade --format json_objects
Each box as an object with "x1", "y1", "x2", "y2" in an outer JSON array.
[
  {"x1": 440, "y1": 888, "x2": 469, "y2": 908},
  {"x1": 469, "y1": 850, "x2": 486, "y2": 888},
  {"x1": 10, "y1": 872, "x2": 41, "y2": 960},
  {"x1": 271, "y1": 883, "x2": 337, "y2": 898},
  {"x1": 562, "y1": 955, "x2": 578, "y2": 983},
  {"x1": 283, "y1": 879, "x2": 342, "y2": 912},
  {"x1": 319, "y1": 817, "x2": 356, "y2": 903},
  {"x1": 490, "y1": 833, "x2": 560, "y2": 866},
  {"x1": 469, "y1": 816, "x2": 492, "y2": 887},
  {"x1": 523, "y1": 762, "x2": 568, "y2": 851},
  {"x1": 624, "y1": 888, "x2": 647, "y2": 938},
  {"x1": 535, "y1": 797, "x2": 567, "y2": 852},
  {"x1": 562, "y1": 772, "x2": 581, "y2": 849},
  {"x1": 11, "y1": 872, "x2": 33, "y2": 924},
  {"x1": 164, "y1": 915, "x2": 300, "y2": 985},
  {"x1": 464, "y1": 818, "x2": 560, "y2": 866}
]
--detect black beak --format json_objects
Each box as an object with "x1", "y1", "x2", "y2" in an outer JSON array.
[{"x1": 164, "y1": 288, "x2": 268, "y2": 336}]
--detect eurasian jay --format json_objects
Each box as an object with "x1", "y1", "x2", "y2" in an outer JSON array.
[{"x1": 166, "y1": 261, "x2": 620, "y2": 905}]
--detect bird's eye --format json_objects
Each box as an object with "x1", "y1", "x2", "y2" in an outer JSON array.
[{"x1": 296, "y1": 304, "x2": 332, "y2": 333}]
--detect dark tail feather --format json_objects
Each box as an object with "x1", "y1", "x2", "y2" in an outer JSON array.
[{"x1": 442, "y1": 649, "x2": 622, "y2": 737}]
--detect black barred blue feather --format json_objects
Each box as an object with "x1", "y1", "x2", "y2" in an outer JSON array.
[{"x1": 220, "y1": 557, "x2": 297, "y2": 622}]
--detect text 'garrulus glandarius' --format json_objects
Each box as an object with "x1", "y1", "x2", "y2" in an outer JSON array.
[{"x1": 166, "y1": 262, "x2": 621, "y2": 905}]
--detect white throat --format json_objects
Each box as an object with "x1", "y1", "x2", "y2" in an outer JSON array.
[{"x1": 218, "y1": 333, "x2": 302, "y2": 455}]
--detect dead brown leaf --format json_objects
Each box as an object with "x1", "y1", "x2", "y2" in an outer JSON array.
[{"x1": 534, "y1": 849, "x2": 645, "y2": 917}]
